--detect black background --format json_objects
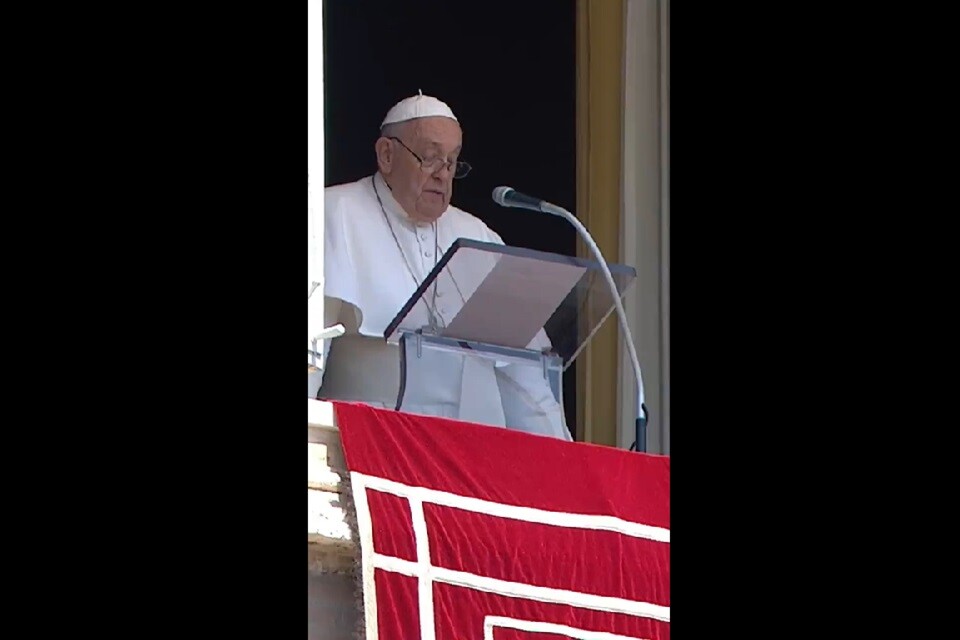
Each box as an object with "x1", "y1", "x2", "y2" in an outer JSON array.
[{"x1": 322, "y1": 0, "x2": 576, "y2": 255}]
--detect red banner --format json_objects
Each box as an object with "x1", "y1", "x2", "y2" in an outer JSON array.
[{"x1": 334, "y1": 401, "x2": 670, "y2": 640}]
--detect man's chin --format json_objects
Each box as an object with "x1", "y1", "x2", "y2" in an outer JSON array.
[
  {"x1": 416, "y1": 210, "x2": 445, "y2": 224},
  {"x1": 416, "y1": 199, "x2": 448, "y2": 221}
]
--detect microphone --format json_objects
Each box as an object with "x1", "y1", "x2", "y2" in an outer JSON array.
[
  {"x1": 491, "y1": 186, "x2": 549, "y2": 213},
  {"x1": 492, "y1": 185, "x2": 649, "y2": 453}
]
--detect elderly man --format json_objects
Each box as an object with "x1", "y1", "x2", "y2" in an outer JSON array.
[{"x1": 309, "y1": 92, "x2": 570, "y2": 441}]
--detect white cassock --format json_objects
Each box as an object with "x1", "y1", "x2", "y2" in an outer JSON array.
[{"x1": 308, "y1": 172, "x2": 571, "y2": 441}]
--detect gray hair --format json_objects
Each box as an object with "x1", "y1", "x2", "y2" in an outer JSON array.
[{"x1": 379, "y1": 121, "x2": 408, "y2": 140}]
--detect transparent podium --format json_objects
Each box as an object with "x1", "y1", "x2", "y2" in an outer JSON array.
[{"x1": 383, "y1": 239, "x2": 636, "y2": 436}]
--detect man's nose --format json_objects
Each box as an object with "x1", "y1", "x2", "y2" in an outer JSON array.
[
  {"x1": 429, "y1": 172, "x2": 451, "y2": 189},
  {"x1": 433, "y1": 161, "x2": 455, "y2": 179}
]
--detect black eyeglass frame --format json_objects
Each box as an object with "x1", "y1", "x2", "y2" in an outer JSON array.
[{"x1": 388, "y1": 136, "x2": 472, "y2": 179}]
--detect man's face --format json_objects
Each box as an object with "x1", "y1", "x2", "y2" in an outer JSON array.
[{"x1": 380, "y1": 117, "x2": 463, "y2": 224}]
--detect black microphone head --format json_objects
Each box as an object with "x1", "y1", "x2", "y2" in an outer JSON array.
[{"x1": 492, "y1": 186, "x2": 515, "y2": 207}]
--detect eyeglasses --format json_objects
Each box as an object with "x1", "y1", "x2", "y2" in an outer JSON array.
[{"x1": 388, "y1": 136, "x2": 472, "y2": 179}]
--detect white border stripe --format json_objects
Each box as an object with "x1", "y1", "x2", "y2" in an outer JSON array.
[
  {"x1": 484, "y1": 615, "x2": 648, "y2": 640},
  {"x1": 353, "y1": 472, "x2": 670, "y2": 543},
  {"x1": 372, "y1": 554, "x2": 671, "y2": 623},
  {"x1": 350, "y1": 473, "x2": 378, "y2": 639},
  {"x1": 410, "y1": 497, "x2": 436, "y2": 640}
]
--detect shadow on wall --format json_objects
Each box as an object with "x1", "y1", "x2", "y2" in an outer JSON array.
[{"x1": 308, "y1": 572, "x2": 360, "y2": 640}]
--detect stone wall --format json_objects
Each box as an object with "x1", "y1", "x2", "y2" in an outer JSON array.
[{"x1": 308, "y1": 402, "x2": 362, "y2": 639}]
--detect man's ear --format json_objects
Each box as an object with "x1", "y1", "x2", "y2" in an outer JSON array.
[{"x1": 375, "y1": 137, "x2": 393, "y2": 174}]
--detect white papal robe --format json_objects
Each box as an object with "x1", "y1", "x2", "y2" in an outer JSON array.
[{"x1": 308, "y1": 172, "x2": 571, "y2": 441}]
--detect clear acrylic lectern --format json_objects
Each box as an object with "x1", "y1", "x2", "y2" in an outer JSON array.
[{"x1": 382, "y1": 238, "x2": 636, "y2": 434}]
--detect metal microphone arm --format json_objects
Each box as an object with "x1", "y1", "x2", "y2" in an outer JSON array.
[
  {"x1": 540, "y1": 201, "x2": 649, "y2": 453},
  {"x1": 307, "y1": 282, "x2": 345, "y2": 368}
]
